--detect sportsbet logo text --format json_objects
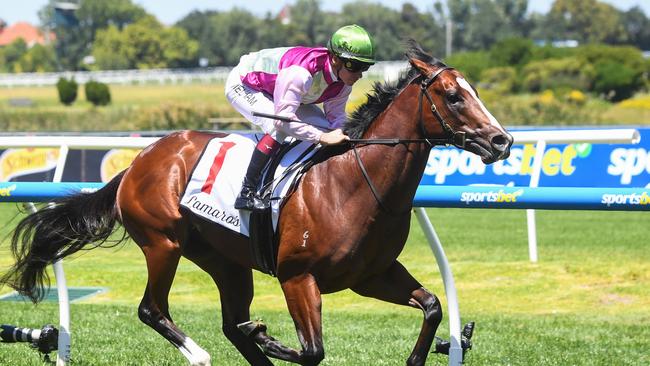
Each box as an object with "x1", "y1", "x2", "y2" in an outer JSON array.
[
  {"x1": 601, "y1": 191, "x2": 650, "y2": 206},
  {"x1": 426, "y1": 144, "x2": 580, "y2": 184},
  {"x1": 460, "y1": 189, "x2": 524, "y2": 204}
]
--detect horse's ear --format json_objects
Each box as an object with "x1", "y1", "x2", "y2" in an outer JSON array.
[{"x1": 409, "y1": 58, "x2": 433, "y2": 78}]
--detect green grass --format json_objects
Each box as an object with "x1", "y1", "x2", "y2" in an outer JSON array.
[
  {"x1": 0, "y1": 204, "x2": 648, "y2": 365},
  {"x1": 0, "y1": 79, "x2": 382, "y2": 132}
]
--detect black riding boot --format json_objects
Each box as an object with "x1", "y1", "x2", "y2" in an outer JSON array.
[{"x1": 234, "y1": 148, "x2": 273, "y2": 210}]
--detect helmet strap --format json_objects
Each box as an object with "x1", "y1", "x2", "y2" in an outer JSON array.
[{"x1": 331, "y1": 55, "x2": 343, "y2": 80}]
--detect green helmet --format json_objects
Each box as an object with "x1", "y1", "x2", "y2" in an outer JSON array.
[{"x1": 327, "y1": 24, "x2": 376, "y2": 64}]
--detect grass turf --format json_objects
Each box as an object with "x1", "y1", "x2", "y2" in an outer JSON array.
[{"x1": 0, "y1": 205, "x2": 648, "y2": 365}]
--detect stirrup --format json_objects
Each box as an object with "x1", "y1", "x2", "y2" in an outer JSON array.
[{"x1": 234, "y1": 188, "x2": 256, "y2": 210}]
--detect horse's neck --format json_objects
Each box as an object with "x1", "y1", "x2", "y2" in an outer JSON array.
[
  {"x1": 356, "y1": 85, "x2": 432, "y2": 211},
  {"x1": 364, "y1": 85, "x2": 423, "y2": 141}
]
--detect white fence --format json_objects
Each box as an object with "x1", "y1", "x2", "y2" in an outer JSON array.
[{"x1": 0, "y1": 62, "x2": 408, "y2": 87}]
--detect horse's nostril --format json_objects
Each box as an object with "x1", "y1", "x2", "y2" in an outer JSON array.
[{"x1": 490, "y1": 134, "x2": 509, "y2": 151}]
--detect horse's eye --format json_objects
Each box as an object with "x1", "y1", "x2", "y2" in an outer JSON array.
[{"x1": 447, "y1": 93, "x2": 461, "y2": 105}]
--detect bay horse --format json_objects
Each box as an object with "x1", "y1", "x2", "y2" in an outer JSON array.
[{"x1": 1, "y1": 41, "x2": 512, "y2": 366}]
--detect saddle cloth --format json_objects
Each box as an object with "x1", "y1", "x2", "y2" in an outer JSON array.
[{"x1": 180, "y1": 133, "x2": 317, "y2": 236}]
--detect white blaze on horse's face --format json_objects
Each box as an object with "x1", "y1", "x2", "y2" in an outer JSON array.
[{"x1": 455, "y1": 77, "x2": 507, "y2": 135}]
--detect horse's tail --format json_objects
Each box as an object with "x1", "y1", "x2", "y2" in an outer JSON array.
[{"x1": 0, "y1": 171, "x2": 128, "y2": 303}]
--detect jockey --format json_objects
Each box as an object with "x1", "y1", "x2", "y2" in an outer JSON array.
[{"x1": 225, "y1": 24, "x2": 377, "y2": 210}]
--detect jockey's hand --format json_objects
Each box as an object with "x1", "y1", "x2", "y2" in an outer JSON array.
[{"x1": 319, "y1": 129, "x2": 350, "y2": 145}]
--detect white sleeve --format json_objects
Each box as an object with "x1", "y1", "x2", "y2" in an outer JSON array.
[{"x1": 273, "y1": 65, "x2": 325, "y2": 143}]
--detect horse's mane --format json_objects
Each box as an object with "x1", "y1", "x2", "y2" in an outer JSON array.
[{"x1": 343, "y1": 40, "x2": 448, "y2": 139}]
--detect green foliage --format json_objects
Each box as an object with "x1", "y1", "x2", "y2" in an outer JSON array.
[
  {"x1": 575, "y1": 45, "x2": 646, "y2": 100},
  {"x1": 480, "y1": 66, "x2": 518, "y2": 93},
  {"x1": 446, "y1": 0, "x2": 529, "y2": 51},
  {"x1": 16, "y1": 44, "x2": 57, "y2": 72},
  {"x1": 529, "y1": 44, "x2": 577, "y2": 61},
  {"x1": 445, "y1": 50, "x2": 492, "y2": 82},
  {"x1": 521, "y1": 57, "x2": 595, "y2": 93},
  {"x1": 85, "y1": 81, "x2": 111, "y2": 106},
  {"x1": 592, "y1": 62, "x2": 642, "y2": 102},
  {"x1": 39, "y1": 0, "x2": 147, "y2": 70},
  {"x1": 546, "y1": 0, "x2": 627, "y2": 44},
  {"x1": 55, "y1": 77, "x2": 78, "y2": 105},
  {"x1": 92, "y1": 15, "x2": 199, "y2": 70},
  {"x1": 621, "y1": 6, "x2": 650, "y2": 50},
  {"x1": 489, "y1": 37, "x2": 534, "y2": 68},
  {"x1": 1, "y1": 39, "x2": 28, "y2": 72},
  {"x1": 483, "y1": 90, "x2": 605, "y2": 125}
]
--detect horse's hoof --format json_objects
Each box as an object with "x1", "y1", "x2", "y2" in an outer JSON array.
[{"x1": 237, "y1": 320, "x2": 267, "y2": 337}]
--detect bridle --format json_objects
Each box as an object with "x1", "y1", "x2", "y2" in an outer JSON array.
[
  {"x1": 351, "y1": 66, "x2": 468, "y2": 214},
  {"x1": 349, "y1": 66, "x2": 467, "y2": 149},
  {"x1": 417, "y1": 67, "x2": 467, "y2": 149}
]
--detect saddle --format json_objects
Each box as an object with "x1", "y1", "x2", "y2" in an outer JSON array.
[{"x1": 180, "y1": 133, "x2": 321, "y2": 276}]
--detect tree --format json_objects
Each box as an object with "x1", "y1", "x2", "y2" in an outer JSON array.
[
  {"x1": 39, "y1": 0, "x2": 147, "y2": 70},
  {"x1": 56, "y1": 77, "x2": 78, "y2": 105},
  {"x1": 546, "y1": 0, "x2": 627, "y2": 44},
  {"x1": 176, "y1": 10, "x2": 220, "y2": 66},
  {"x1": 18, "y1": 44, "x2": 57, "y2": 72},
  {"x1": 443, "y1": 0, "x2": 529, "y2": 52},
  {"x1": 209, "y1": 9, "x2": 263, "y2": 65},
  {"x1": 397, "y1": 3, "x2": 444, "y2": 57},
  {"x1": 92, "y1": 16, "x2": 198, "y2": 69},
  {"x1": 490, "y1": 37, "x2": 534, "y2": 68},
  {"x1": 162, "y1": 27, "x2": 200, "y2": 68},
  {"x1": 340, "y1": 2, "x2": 404, "y2": 60},
  {"x1": 287, "y1": 0, "x2": 327, "y2": 45},
  {"x1": 621, "y1": 6, "x2": 650, "y2": 50},
  {"x1": 1, "y1": 39, "x2": 28, "y2": 72}
]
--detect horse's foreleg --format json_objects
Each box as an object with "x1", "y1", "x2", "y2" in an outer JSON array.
[
  {"x1": 135, "y1": 233, "x2": 211, "y2": 366},
  {"x1": 240, "y1": 273, "x2": 323, "y2": 365},
  {"x1": 280, "y1": 273, "x2": 325, "y2": 365},
  {"x1": 352, "y1": 261, "x2": 442, "y2": 366}
]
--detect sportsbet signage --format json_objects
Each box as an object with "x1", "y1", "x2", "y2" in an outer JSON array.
[
  {"x1": 421, "y1": 127, "x2": 650, "y2": 188},
  {"x1": 0, "y1": 128, "x2": 647, "y2": 188}
]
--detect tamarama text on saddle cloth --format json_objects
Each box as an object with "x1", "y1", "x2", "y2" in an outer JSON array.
[{"x1": 180, "y1": 133, "x2": 317, "y2": 237}]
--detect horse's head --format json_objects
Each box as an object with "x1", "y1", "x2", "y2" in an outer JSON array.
[{"x1": 407, "y1": 43, "x2": 513, "y2": 164}]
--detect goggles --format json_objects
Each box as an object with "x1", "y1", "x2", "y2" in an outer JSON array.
[{"x1": 342, "y1": 59, "x2": 372, "y2": 73}]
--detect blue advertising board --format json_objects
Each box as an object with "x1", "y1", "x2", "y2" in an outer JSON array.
[{"x1": 420, "y1": 127, "x2": 650, "y2": 188}]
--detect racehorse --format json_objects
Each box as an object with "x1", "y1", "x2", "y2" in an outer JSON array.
[{"x1": 1, "y1": 41, "x2": 512, "y2": 366}]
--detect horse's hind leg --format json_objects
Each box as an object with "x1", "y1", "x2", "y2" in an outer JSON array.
[
  {"x1": 131, "y1": 227, "x2": 211, "y2": 366},
  {"x1": 352, "y1": 261, "x2": 441, "y2": 366},
  {"x1": 189, "y1": 250, "x2": 274, "y2": 366}
]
